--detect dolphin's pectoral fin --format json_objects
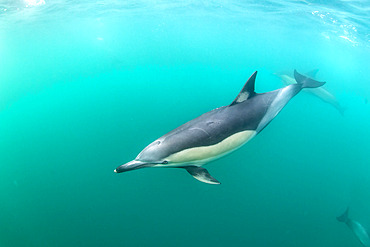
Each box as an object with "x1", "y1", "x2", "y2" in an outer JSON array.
[{"x1": 184, "y1": 166, "x2": 221, "y2": 185}]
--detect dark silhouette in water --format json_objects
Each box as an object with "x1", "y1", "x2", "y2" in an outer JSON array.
[
  {"x1": 115, "y1": 70, "x2": 325, "y2": 184},
  {"x1": 337, "y1": 208, "x2": 370, "y2": 247}
]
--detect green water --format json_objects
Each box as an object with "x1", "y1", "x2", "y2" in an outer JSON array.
[{"x1": 1, "y1": 1, "x2": 370, "y2": 246}]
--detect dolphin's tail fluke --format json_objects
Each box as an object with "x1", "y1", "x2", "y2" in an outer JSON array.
[
  {"x1": 294, "y1": 70, "x2": 326, "y2": 88},
  {"x1": 337, "y1": 207, "x2": 350, "y2": 223}
]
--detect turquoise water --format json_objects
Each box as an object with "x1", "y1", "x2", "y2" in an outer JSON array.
[{"x1": 1, "y1": 1, "x2": 370, "y2": 246}]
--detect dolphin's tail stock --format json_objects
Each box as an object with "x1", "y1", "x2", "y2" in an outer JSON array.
[
  {"x1": 294, "y1": 69, "x2": 326, "y2": 88},
  {"x1": 337, "y1": 207, "x2": 350, "y2": 223}
]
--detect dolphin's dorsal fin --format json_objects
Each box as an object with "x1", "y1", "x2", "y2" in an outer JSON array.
[
  {"x1": 337, "y1": 207, "x2": 350, "y2": 223},
  {"x1": 229, "y1": 71, "x2": 257, "y2": 106},
  {"x1": 305, "y1": 69, "x2": 319, "y2": 78},
  {"x1": 184, "y1": 166, "x2": 220, "y2": 185}
]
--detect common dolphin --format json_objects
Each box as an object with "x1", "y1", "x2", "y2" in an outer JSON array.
[
  {"x1": 276, "y1": 69, "x2": 345, "y2": 115},
  {"x1": 115, "y1": 70, "x2": 325, "y2": 184},
  {"x1": 337, "y1": 208, "x2": 370, "y2": 247}
]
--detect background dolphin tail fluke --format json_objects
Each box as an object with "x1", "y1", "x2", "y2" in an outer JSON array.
[
  {"x1": 294, "y1": 69, "x2": 326, "y2": 88},
  {"x1": 337, "y1": 207, "x2": 350, "y2": 222}
]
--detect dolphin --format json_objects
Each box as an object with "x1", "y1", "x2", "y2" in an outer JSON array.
[
  {"x1": 337, "y1": 208, "x2": 370, "y2": 247},
  {"x1": 115, "y1": 70, "x2": 325, "y2": 184},
  {"x1": 276, "y1": 69, "x2": 345, "y2": 115}
]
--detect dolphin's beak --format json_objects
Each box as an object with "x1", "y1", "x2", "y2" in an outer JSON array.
[{"x1": 114, "y1": 160, "x2": 149, "y2": 173}]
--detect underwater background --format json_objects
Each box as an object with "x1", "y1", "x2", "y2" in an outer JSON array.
[{"x1": 1, "y1": 0, "x2": 370, "y2": 246}]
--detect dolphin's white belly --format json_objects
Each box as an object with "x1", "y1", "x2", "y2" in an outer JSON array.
[{"x1": 165, "y1": 130, "x2": 256, "y2": 165}]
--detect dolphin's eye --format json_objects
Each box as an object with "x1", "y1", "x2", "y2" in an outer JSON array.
[{"x1": 162, "y1": 161, "x2": 168, "y2": 164}]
